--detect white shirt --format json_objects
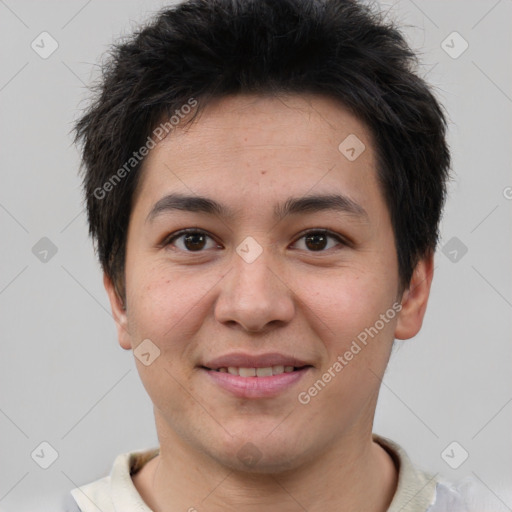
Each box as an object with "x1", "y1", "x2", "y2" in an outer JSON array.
[{"x1": 67, "y1": 434, "x2": 480, "y2": 511}]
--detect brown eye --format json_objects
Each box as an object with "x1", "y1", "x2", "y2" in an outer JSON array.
[
  {"x1": 293, "y1": 230, "x2": 345, "y2": 252},
  {"x1": 165, "y1": 229, "x2": 218, "y2": 252},
  {"x1": 182, "y1": 232, "x2": 207, "y2": 251},
  {"x1": 305, "y1": 232, "x2": 328, "y2": 251}
]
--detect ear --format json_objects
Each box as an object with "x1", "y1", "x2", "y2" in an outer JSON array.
[
  {"x1": 103, "y1": 272, "x2": 132, "y2": 350},
  {"x1": 394, "y1": 251, "x2": 434, "y2": 340}
]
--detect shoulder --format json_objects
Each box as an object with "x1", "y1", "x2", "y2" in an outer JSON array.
[
  {"x1": 68, "y1": 447, "x2": 159, "y2": 512},
  {"x1": 427, "y1": 479, "x2": 471, "y2": 512},
  {"x1": 429, "y1": 476, "x2": 510, "y2": 512},
  {"x1": 70, "y1": 475, "x2": 112, "y2": 512},
  {"x1": 373, "y1": 434, "x2": 501, "y2": 512}
]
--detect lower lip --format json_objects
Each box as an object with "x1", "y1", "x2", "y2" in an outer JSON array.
[{"x1": 202, "y1": 367, "x2": 311, "y2": 399}]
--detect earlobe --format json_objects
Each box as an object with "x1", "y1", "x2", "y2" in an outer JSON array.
[
  {"x1": 103, "y1": 272, "x2": 132, "y2": 350},
  {"x1": 394, "y1": 252, "x2": 434, "y2": 340}
]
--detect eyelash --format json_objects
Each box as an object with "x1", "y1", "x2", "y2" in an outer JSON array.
[{"x1": 162, "y1": 228, "x2": 349, "y2": 253}]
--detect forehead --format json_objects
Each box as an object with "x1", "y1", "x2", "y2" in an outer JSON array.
[
  {"x1": 156, "y1": 94, "x2": 372, "y2": 159},
  {"x1": 133, "y1": 93, "x2": 380, "y2": 217}
]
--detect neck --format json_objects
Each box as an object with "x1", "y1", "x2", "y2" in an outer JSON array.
[{"x1": 136, "y1": 413, "x2": 398, "y2": 512}]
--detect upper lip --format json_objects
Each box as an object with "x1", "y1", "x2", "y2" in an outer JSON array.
[{"x1": 201, "y1": 352, "x2": 312, "y2": 370}]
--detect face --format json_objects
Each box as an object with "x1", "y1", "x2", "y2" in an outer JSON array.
[{"x1": 105, "y1": 94, "x2": 432, "y2": 473}]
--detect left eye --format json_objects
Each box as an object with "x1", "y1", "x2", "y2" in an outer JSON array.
[
  {"x1": 292, "y1": 230, "x2": 344, "y2": 252},
  {"x1": 164, "y1": 229, "x2": 344, "y2": 252}
]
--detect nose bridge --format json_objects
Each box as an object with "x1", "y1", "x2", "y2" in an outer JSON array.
[
  {"x1": 235, "y1": 246, "x2": 276, "y2": 294},
  {"x1": 214, "y1": 237, "x2": 295, "y2": 331}
]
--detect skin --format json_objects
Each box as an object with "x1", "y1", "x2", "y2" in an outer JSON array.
[{"x1": 104, "y1": 94, "x2": 433, "y2": 512}]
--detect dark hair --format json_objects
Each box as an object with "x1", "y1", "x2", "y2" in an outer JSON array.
[{"x1": 74, "y1": 0, "x2": 450, "y2": 304}]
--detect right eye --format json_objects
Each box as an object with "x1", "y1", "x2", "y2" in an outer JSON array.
[{"x1": 163, "y1": 229, "x2": 222, "y2": 252}]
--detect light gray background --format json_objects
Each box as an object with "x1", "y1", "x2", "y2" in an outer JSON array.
[{"x1": 1, "y1": 1, "x2": 511, "y2": 511}]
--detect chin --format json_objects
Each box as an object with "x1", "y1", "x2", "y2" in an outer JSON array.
[
  {"x1": 210, "y1": 434, "x2": 310, "y2": 475},
  {"x1": 222, "y1": 451, "x2": 304, "y2": 475}
]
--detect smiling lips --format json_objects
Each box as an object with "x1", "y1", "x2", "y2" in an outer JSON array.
[
  {"x1": 202, "y1": 351, "x2": 312, "y2": 370},
  {"x1": 214, "y1": 365, "x2": 297, "y2": 377},
  {"x1": 201, "y1": 352, "x2": 313, "y2": 398}
]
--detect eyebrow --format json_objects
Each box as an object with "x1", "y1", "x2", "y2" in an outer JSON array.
[{"x1": 146, "y1": 192, "x2": 369, "y2": 224}]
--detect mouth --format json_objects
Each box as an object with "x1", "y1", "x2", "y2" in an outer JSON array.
[
  {"x1": 199, "y1": 352, "x2": 314, "y2": 398},
  {"x1": 201, "y1": 365, "x2": 311, "y2": 377}
]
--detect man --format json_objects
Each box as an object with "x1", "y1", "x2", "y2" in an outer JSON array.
[{"x1": 69, "y1": 0, "x2": 471, "y2": 510}]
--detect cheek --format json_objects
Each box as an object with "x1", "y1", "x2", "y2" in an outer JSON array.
[
  {"x1": 299, "y1": 274, "x2": 397, "y2": 411},
  {"x1": 125, "y1": 261, "x2": 217, "y2": 351},
  {"x1": 124, "y1": 264, "x2": 208, "y2": 412},
  {"x1": 300, "y1": 270, "x2": 397, "y2": 354}
]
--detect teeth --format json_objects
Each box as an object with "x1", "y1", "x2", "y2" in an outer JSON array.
[
  {"x1": 256, "y1": 367, "x2": 273, "y2": 377},
  {"x1": 239, "y1": 367, "x2": 256, "y2": 377},
  {"x1": 214, "y1": 365, "x2": 297, "y2": 377}
]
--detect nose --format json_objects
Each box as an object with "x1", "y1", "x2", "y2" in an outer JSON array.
[{"x1": 214, "y1": 244, "x2": 295, "y2": 333}]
